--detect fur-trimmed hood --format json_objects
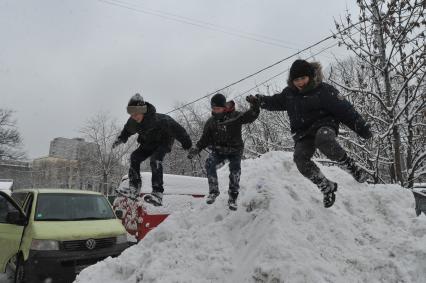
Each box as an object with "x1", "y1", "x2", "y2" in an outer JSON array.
[{"x1": 287, "y1": 61, "x2": 324, "y2": 90}]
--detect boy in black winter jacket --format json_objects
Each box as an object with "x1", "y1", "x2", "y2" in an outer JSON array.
[
  {"x1": 113, "y1": 94, "x2": 192, "y2": 205},
  {"x1": 187, "y1": 93, "x2": 260, "y2": 210},
  {"x1": 247, "y1": 59, "x2": 372, "y2": 208}
]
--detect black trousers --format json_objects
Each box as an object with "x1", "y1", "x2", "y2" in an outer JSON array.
[
  {"x1": 129, "y1": 146, "x2": 169, "y2": 193},
  {"x1": 293, "y1": 126, "x2": 346, "y2": 184}
]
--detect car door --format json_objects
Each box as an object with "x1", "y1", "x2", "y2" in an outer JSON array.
[{"x1": 0, "y1": 191, "x2": 26, "y2": 273}]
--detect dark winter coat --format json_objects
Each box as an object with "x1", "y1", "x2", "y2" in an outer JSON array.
[
  {"x1": 259, "y1": 62, "x2": 370, "y2": 141},
  {"x1": 196, "y1": 104, "x2": 259, "y2": 154},
  {"x1": 118, "y1": 102, "x2": 192, "y2": 151}
]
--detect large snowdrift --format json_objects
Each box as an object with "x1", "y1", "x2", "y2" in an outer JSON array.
[{"x1": 76, "y1": 152, "x2": 426, "y2": 283}]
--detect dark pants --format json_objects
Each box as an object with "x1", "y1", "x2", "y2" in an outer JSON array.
[
  {"x1": 293, "y1": 127, "x2": 346, "y2": 184},
  {"x1": 129, "y1": 146, "x2": 169, "y2": 193},
  {"x1": 205, "y1": 150, "x2": 242, "y2": 199}
]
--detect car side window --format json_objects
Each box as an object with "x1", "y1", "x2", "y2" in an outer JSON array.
[
  {"x1": 11, "y1": 192, "x2": 28, "y2": 207},
  {"x1": 0, "y1": 194, "x2": 20, "y2": 224}
]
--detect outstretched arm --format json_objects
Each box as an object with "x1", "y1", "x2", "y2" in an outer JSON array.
[
  {"x1": 167, "y1": 117, "x2": 192, "y2": 150},
  {"x1": 117, "y1": 121, "x2": 134, "y2": 143},
  {"x1": 321, "y1": 85, "x2": 372, "y2": 139},
  {"x1": 238, "y1": 103, "x2": 260, "y2": 124},
  {"x1": 257, "y1": 89, "x2": 288, "y2": 111},
  {"x1": 220, "y1": 104, "x2": 260, "y2": 126}
]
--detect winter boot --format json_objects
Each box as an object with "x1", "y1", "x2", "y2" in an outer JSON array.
[
  {"x1": 228, "y1": 198, "x2": 238, "y2": 211},
  {"x1": 143, "y1": 191, "x2": 163, "y2": 206},
  {"x1": 338, "y1": 155, "x2": 369, "y2": 183},
  {"x1": 228, "y1": 191, "x2": 238, "y2": 211},
  {"x1": 317, "y1": 179, "x2": 338, "y2": 208},
  {"x1": 206, "y1": 191, "x2": 220, "y2": 204},
  {"x1": 115, "y1": 180, "x2": 140, "y2": 199}
]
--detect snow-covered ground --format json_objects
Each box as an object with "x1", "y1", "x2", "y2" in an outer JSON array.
[{"x1": 44, "y1": 152, "x2": 426, "y2": 282}]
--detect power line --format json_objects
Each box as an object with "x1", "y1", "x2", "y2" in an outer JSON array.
[
  {"x1": 165, "y1": 41, "x2": 328, "y2": 114},
  {"x1": 97, "y1": 0, "x2": 364, "y2": 115},
  {"x1": 113, "y1": 0, "x2": 303, "y2": 48},
  {"x1": 164, "y1": 22, "x2": 362, "y2": 115},
  {"x1": 97, "y1": 0, "x2": 301, "y2": 51},
  {"x1": 99, "y1": 0, "x2": 342, "y2": 67},
  {"x1": 230, "y1": 42, "x2": 339, "y2": 101}
]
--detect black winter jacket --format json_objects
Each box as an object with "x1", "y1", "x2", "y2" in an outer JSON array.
[
  {"x1": 196, "y1": 104, "x2": 259, "y2": 154},
  {"x1": 259, "y1": 63, "x2": 370, "y2": 141},
  {"x1": 118, "y1": 102, "x2": 192, "y2": 151}
]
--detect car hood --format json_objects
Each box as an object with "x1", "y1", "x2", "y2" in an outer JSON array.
[{"x1": 31, "y1": 219, "x2": 126, "y2": 241}]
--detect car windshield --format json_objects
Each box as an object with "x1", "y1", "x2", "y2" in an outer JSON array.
[{"x1": 35, "y1": 193, "x2": 115, "y2": 221}]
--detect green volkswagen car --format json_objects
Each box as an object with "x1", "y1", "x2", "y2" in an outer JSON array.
[{"x1": 0, "y1": 189, "x2": 129, "y2": 283}]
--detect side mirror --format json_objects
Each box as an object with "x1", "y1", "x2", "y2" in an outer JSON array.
[
  {"x1": 115, "y1": 210, "x2": 124, "y2": 219},
  {"x1": 6, "y1": 211, "x2": 27, "y2": 226}
]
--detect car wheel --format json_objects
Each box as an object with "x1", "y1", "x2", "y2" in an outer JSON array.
[{"x1": 14, "y1": 255, "x2": 26, "y2": 283}]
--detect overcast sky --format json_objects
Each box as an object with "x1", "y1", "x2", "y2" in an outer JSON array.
[{"x1": 0, "y1": 0, "x2": 358, "y2": 159}]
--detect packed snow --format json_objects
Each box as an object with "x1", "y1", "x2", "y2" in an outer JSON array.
[
  {"x1": 76, "y1": 152, "x2": 425, "y2": 282},
  {"x1": 0, "y1": 180, "x2": 13, "y2": 195},
  {"x1": 116, "y1": 172, "x2": 208, "y2": 214}
]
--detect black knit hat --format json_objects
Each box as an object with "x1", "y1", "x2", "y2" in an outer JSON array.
[
  {"x1": 289, "y1": 60, "x2": 315, "y2": 81},
  {"x1": 211, "y1": 93, "x2": 226, "y2": 108},
  {"x1": 127, "y1": 93, "x2": 148, "y2": 114}
]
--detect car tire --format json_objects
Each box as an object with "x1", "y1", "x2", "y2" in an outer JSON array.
[{"x1": 14, "y1": 255, "x2": 26, "y2": 283}]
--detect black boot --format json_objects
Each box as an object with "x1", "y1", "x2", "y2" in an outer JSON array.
[
  {"x1": 338, "y1": 154, "x2": 368, "y2": 183},
  {"x1": 143, "y1": 191, "x2": 163, "y2": 206},
  {"x1": 310, "y1": 173, "x2": 338, "y2": 208},
  {"x1": 115, "y1": 177, "x2": 141, "y2": 199},
  {"x1": 206, "y1": 191, "x2": 219, "y2": 204},
  {"x1": 317, "y1": 179, "x2": 338, "y2": 208},
  {"x1": 228, "y1": 191, "x2": 238, "y2": 211}
]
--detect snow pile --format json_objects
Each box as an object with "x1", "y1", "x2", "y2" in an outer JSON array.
[{"x1": 76, "y1": 152, "x2": 426, "y2": 283}]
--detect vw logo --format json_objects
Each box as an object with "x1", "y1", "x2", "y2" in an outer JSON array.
[{"x1": 85, "y1": 239, "x2": 97, "y2": 250}]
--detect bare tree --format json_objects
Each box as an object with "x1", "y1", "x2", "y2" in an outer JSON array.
[
  {"x1": 80, "y1": 113, "x2": 136, "y2": 195},
  {"x1": 0, "y1": 109, "x2": 25, "y2": 160},
  {"x1": 168, "y1": 102, "x2": 210, "y2": 176},
  {"x1": 332, "y1": 0, "x2": 426, "y2": 186}
]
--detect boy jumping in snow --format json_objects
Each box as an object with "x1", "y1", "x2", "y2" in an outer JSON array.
[
  {"x1": 113, "y1": 94, "x2": 192, "y2": 205},
  {"x1": 247, "y1": 59, "x2": 372, "y2": 208},
  {"x1": 187, "y1": 93, "x2": 259, "y2": 210}
]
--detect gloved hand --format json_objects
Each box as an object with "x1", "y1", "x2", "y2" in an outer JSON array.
[
  {"x1": 112, "y1": 138, "x2": 123, "y2": 149},
  {"x1": 246, "y1": 94, "x2": 262, "y2": 108},
  {"x1": 358, "y1": 123, "x2": 373, "y2": 140},
  {"x1": 187, "y1": 147, "x2": 201, "y2": 159}
]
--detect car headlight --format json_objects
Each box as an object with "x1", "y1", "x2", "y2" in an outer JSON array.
[
  {"x1": 116, "y1": 234, "x2": 128, "y2": 244},
  {"x1": 30, "y1": 240, "x2": 59, "y2": 251}
]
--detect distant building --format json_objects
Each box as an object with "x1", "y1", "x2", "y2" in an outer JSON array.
[
  {"x1": 49, "y1": 137, "x2": 97, "y2": 160},
  {"x1": 0, "y1": 160, "x2": 32, "y2": 189},
  {"x1": 32, "y1": 137, "x2": 99, "y2": 190}
]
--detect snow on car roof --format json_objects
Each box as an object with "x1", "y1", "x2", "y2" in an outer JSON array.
[{"x1": 0, "y1": 179, "x2": 13, "y2": 190}]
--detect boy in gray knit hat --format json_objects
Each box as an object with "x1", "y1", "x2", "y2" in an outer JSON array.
[{"x1": 113, "y1": 93, "x2": 192, "y2": 205}]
